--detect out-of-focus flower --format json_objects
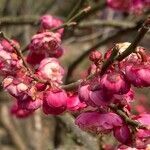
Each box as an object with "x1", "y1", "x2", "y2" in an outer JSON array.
[{"x1": 38, "y1": 15, "x2": 64, "y2": 36}]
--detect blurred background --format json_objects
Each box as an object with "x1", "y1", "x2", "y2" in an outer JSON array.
[{"x1": 0, "y1": 0, "x2": 149, "y2": 150}]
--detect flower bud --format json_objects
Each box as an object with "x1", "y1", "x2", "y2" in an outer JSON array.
[
  {"x1": 10, "y1": 102, "x2": 33, "y2": 118},
  {"x1": 113, "y1": 125, "x2": 132, "y2": 145},
  {"x1": 100, "y1": 71, "x2": 130, "y2": 94},
  {"x1": 67, "y1": 95, "x2": 86, "y2": 111},
  {"x1": 43, "y1": 90, "x2": 67, "y2": 115},
  {"x1": 125, "y1": 63, "x2": 150, "y2": 87},
  {"x1": 17, "y1": 96, "x2": 43, "y2": 111},
  {"x1": 39, "y1": 15, "x2": 64, "y2": 36}
]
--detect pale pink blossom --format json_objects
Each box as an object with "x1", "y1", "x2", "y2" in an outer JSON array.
[
  {"x1": 37, "y1": 58, "x2": 64, "y2": 83},
  {"x1": 3, "y1": 76, "x2": 29, "y2": 100}
]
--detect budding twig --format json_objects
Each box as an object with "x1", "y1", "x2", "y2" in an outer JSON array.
[
  {"x1": 100, "y1": 17, "x2": 150, "y2": 76},
  {"x1": 109, "y1": 104, "x2": 146, "y2": 129}
]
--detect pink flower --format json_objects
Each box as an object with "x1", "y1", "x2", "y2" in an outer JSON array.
[
  {"x1": 43, "y1": 90, "x2": 67, "y2": 115},
  {"x1": 67, "y1": 95, "x2": 86, "y2": 111},
  {"x1": 39, "y1": 15, "x2": 64, "y2": 36},
  {"x1": 113, "y1": 125, "x2": 132, "y2": 145},
  {"x1": 75, "y1": 112, "x2": 123, "y2": 134},
  {"x1": 100, "y1": 71, "x2": 130, "y2": 95},
  {"x1": 10, "y1": 102, "x2": 33, "y2": 118},
  {"x1": 78, "y1": 85, "x2": 92, "y2": 105},
  {"x1": 125, "y1": 63, "x2": 150, "y2": 87},
  {"x1": 78, "y1": 84, "x2": 111, "y2": 107},
  {"x1": 134, "y1": 114, "x2": 150, "y2": 139},
  {"x1": 3, "y1": 76, "x2": 29, "y2": 100},
  {"x1": 37, "y1": 58, "x2": 64, "y2": 83},
  {"x1": 28, "y1": 32, "x2": 63, "y2": 58}
]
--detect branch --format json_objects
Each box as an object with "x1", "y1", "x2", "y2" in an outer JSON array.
[
  {"x1": 66, "y1": 0, "x2": 86, "y2": 21},
  {"x1": 79, "y1": 19, "x2": 136, "y2": 28},
  {"x1": 0, "y1": 104, "x2": 27, "y2": 150},
  {"x1": 56, "y1": 113, "x2": 98, "y2": 150},
  {"x1": 109, "y1": 104, "x2": 146, "y2": 129},
  {"x1": 100, "y1": 17, "x2": 150, "y2": 75},
  {"x1": 0, "y1": 15, "x2": 39, "y2": 26},
  {"x1": 65, "y1": 26, "x2": 138, "y2": 83}
]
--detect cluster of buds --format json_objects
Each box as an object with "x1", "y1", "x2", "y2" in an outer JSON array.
[
  {"x1": 27, "y1": 15, "x2": 65, "y2": 66},
  {"x1": 76, "y1": 42, "x2": 150, "y2": 148},
  {"x1": 107, "y1": 0, "x2": 150, "y2": 14}
]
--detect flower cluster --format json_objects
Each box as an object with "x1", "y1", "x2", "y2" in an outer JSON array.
[
  {"x1": 0, "y1": 15, "x2": 85, "y2": 119},
  {"x1": 76, "y1": 42, "x2": 150, "y2": 148},
  {"x1": 0, "y1": 12, "x2": 149, "y2": 149},
  {"x1": 27, "y1": 15, "x2": 65, "y2": 66},
  {"x1": 107, "y1": 0, "x2": 150, "y2": 14}
]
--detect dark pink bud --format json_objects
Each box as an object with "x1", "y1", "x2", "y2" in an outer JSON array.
[
  {"x1": 10, "y1": 103, "x2": 33, "y2": 118},
  {"x1": 78, "y1": 84, "x2": 96, "y2": 107},
  {"x1": 43, "y1": 90, "x2": 67, "y2": 115},
  {"x1": 26, "y1": 51, "x2": 45, "y2": 65},
  {"x1": 75, "y1": 112, "x2": 123, "y2": 134},
  {"x1": 89, "y1": 51, "x2": 102, "y2": 63},
  {"x1": 100, "y1": 71, "x2": 130, "y2": 94},
  {"x1": 67, "y1": 95, "x2": 86, "y2": 111},
  {"x1": 113, "y1": 125, "x2": 132, "y2": 145},
  {"x1": 125, "y1": 63, "x2": 150, "y2": 87},
  {"x1": 17, "y1": 97, "x2": 43, "y2": 111},
  {"x1": 39, "y1": 15, "x2": 64, "y2": 36}
]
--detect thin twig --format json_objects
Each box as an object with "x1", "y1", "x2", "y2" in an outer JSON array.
[{"x1": 79, "y1": 20, "x2": 136, "y2": 29}]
